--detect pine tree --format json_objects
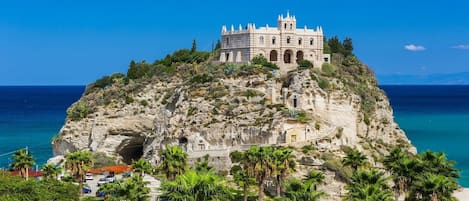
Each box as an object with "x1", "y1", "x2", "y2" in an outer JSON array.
[{"x1": 191, "y1": 39, "x2": 197, "y2": 53}]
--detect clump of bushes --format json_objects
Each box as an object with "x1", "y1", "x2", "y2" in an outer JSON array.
[
  {"x1": 125, "y1": 96, "x2": 134, "y2": 104},
  {"x1": 67, "y1": 101, "x2": 91, "y2": 121},
  {"x1": 321, "y1": 63, "x2": 336, "y2": 77},
  {"x1": 251, "y1": 55, "x2": 279, "y2": 70},
  {"x1": 318, "y1": 78, "x2": 330, "y2": 91},
  {"x1": 298, "y1": 60, "x2": 313, "y2": 69},
  {"x1": 301, "y1": 144, "x2": 315, "y2": 154},
  {"x1": 140, "y1": 100, "x2": 149, "y2": 107},
  {"x1": 190, "y1": 74, "x2": 214, "y2": 84},
  {"x1": 241, "y1": 89, "x2": 261, "y2": 98},
  {"x1": 295, "y1": 111, "x2": 310, "y2": 123},
  {"x1": 85, "y1": 73, "x2": 128, "y2": 94}
]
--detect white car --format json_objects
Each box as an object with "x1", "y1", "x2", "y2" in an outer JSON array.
[
  {"x1": 105, "y1": 176, "x2": 116, "y2": 182},
  {"x1": 85, "y1": 173, "x2": 93, "y2": 181},
  {"x1": 97, "y1": 178, "x2": 108, "y2": 186}
]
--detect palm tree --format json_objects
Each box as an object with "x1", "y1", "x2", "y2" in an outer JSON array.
[
  {"x1": 346, "y1": 183, "x2": 395, "y2": 201},
  {"x1": 194, "y1": 154, "x2": 213, "y2": 173},
  {"x1": 384, "y1": 148, "x2": 420, "y2": 200},
  {"x1": 304, "y1": 170, "x2": 325, "y2": 191},
  {"x1": 419, "y1": 150, "x2": 459, "y2": 179},
  {"x1": 342, "y1": 149, "x2": 367, "y2": 171},
  {"x1": 156, "y1": 145, "x2": 188, "y2": 181},
  {"x1": 41, "y1": 163, "x2": 62, "y2": 180},
  {"x1": 125, "y1": 176, "x2": 150, "y2": 201},
  {"x1": 409, "y1": 173, "x2": 458, "y2": 201},
  {"x1": 344, "y1": 169, "x2": 394, "y2": 201},
  {"x1": 284, "y1": 178, "x2": 324, "y2": 201},
  {"x1": 272, "y1": 147, "x2": 296, "y2": 196},
  {"x1": 65, "y1": 150, "x2": 93, "y2": 196},
  {"x1": 160, "y1": 170, "x2": 232, "y2": 201},
  {"x1": 10, "y1": 148, "x2": 35, "y2": 180},
  {"x1": 99, "y1": 176, "x2": 149, "y2": 201},
  {"x1": 230, "y1": 150, "x2": 255, "y2": 201},
  {"x1": 131, "y1": 158, "x2": 153, "y2": 177},
  {"x1": 245, "y1": 145, "x2": 274, "y2": 201}
]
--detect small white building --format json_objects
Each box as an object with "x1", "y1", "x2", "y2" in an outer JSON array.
[{"x1": 220, "y1": 12, "x2": 330, "y2": 69}]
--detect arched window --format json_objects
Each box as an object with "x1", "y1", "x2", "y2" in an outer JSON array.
[
  {"x1": 310, "y1": 38, "x2": 314, "y2": 45},
  {"x1": 270, "y1": 50, "x2": 278, "y2": 62},
  {"x1": 284, "y1": 23, "x2": 287, "y2": 29},
  {"x1": 226, "y1": 37, "x2": 230, "y2": 46},
  {"x1": 287, "y1": 36, "x2": 291, "y2": 44},
  {"x1": 259, "y1": 36, "x2": 264, "y2": 45},
  {"x1": 298, "y1": 38, "x2": 302, "y2": 45},
  {"x1": 290, "y1": 24, "x2": 292, "y2": 30},
  {"x1": 272, "y1": 36, "x2": 276, "y2": 45}
]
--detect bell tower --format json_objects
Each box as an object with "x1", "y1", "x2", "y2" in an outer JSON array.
[{"x1": 277, "y1": 11, "x2": 296, "y2": 32}]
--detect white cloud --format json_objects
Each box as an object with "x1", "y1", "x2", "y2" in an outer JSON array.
[
  {"x1": 451, "y1": 44, "x2": 469, "y2": 50},
  {"x1": 404, "y1": 44, "x2": 426, "y2": 51}
]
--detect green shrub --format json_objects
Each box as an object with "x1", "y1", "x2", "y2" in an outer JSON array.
[
  {"x1": 251, "y1": 54, "x2": 279, "y2": 70},
  {"x1": 187, "y1": 107, "x2": 197, "y2": 116},
  {"x1": 241, "y1": 89, "x2": 260, "y2": 98},
  {"x1": 315, "y1": 122, "x2": 321, "y2": 130},
  {"x1": 295, "y1": 111, "x2": 310, "y2": 123},
  {"x1": 301, "y1": 145, "x2": 315, "y2": 154},
  {"x1": 251, "y1": 54, "x2": 269, "y2": 65},
  {"x1": 140, "y1": 100, "x2": 149, "y2": 107},
  {"x1": 318, "y1": 78, "x2": 330, "y2": 91},
  {"x1": 67, "y1": 101, "x2": 91, "y2": 121},
  {"x1": 321, "y1": 63, "x2": 336, "y2": 76},
  {"x1": 85, "y1": 73, "x2": 126, "y2": 94},
  {"x1": 125, "y1": 96, "x2": 134, "y2": 104},
  {"x1": 190, "y1": 74, "x2": 213, "y2": 84},
  {"x1": 298, "y1": 60, "x2": 313, "y2": 69},
  {"x1": 263, "y1": 61, "x2": 279, "y2": 70},
  {"x1": 223, "y1": 63, "x2": 238, "y2": 75}
]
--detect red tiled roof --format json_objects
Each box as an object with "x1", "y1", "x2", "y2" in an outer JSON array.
[
  {"x1": 88, "y1": 165, "x2": 131, "y2": 174},
  {"x1": 10, "y1": 169, "x2": 43, "y2": 177}
]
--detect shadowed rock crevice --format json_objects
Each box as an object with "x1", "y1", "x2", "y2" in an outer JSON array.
[{"x1": 117, "y1": 137, "x2": 145, "y2": 164}]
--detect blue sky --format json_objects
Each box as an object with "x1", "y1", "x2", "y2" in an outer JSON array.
[{"x1": 1, "y1": 0, "x2": 469, "y2": 85}]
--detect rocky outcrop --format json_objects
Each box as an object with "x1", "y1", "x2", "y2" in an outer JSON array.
[{"x1": 52, "y1": 64, "x2": 415, "y2": 199}]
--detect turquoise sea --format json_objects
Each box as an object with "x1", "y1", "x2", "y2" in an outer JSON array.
[
  {"x1": 0, "y1": 85, "x2": 469, "y2": 186},
  {"x1": 382, "y1": 85, "x2": 469, "y2": 186}
]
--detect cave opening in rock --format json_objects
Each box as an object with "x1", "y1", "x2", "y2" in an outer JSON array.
[{"x1": 118, "y1": 137, "x2": 145, "y2": 164}]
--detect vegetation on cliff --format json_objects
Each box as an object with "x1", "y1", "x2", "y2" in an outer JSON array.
[{"x1": 52, "y1": 37, "x2": 461, "y2": 200}]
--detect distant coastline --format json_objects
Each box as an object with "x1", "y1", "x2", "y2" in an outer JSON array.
[{"x1": 378, "y1": 72, "x2": 469, "y2": 85}]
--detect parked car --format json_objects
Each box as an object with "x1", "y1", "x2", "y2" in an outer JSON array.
[
  {"x1": 85, "y1": 173, "x2": 93, "y2": 181},
  {"x1": 97, "y1": 178, "x2": 108, "y2": 186},
  {"x1": 82, "y1": 187, "x2": 92, "y2": 194},
  {"x1": 96, "y1": 191, "x2": 106, "y2": 197},
  {"x1": 122, "y1": 171, "x2": 132, "y2": 178},
  {"x1": 105, "y1": 175, "x2": 116, "y2": 182},
  {"x1": 83, "y1": 184, "x2": 92, "y2": 194}
]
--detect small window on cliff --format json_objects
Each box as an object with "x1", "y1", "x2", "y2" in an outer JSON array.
[
  {"x1": 179, "y1": 137, "x2": 188, "y2": 144},
  {"x1": 293, "y1": 95, "x2": 298, "y2": 108}
]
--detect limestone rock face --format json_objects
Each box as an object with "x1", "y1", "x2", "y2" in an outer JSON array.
[{"x1": 52, "y1": 68, "x2": 414, "y2": 168}]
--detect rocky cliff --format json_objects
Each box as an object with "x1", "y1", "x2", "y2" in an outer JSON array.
[{"x1": 52, "y1": 56, "x2": 415, "y2": 200}]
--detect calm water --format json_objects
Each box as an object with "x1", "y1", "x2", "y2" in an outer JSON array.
[
  {"x1": 382, "y1": 85, "x2": 469, "y2": 186},
  {"x1": 0, "y1": 86, "x2": 84, "y2": 169},
  {"x1": 0, "y1": 85, "x2": 468, "y2": 186}
]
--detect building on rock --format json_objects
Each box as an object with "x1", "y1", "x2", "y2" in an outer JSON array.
[{"x1": 219, "y1": 12, "x2": 330, "y2": 69}]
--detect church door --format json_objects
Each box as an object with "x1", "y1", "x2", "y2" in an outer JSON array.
[{"x1": 284, "y1": 50, "x2": 293, "y2": 64}]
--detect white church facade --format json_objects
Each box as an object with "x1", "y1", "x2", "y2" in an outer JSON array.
[{"x1": 219, "y1": 13, "x2": 330, "y2": 68}]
